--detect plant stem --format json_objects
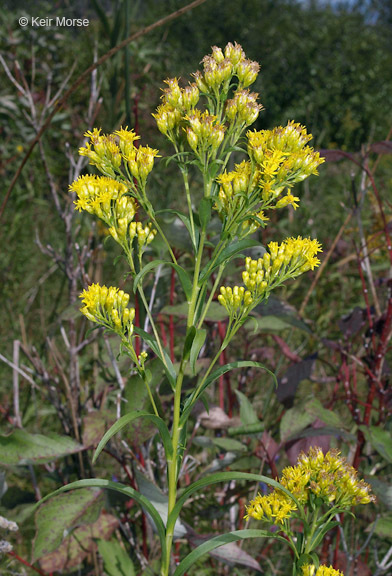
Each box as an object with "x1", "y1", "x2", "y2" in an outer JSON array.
[
  {"x1": 304, "y1": 508, "x2": 320, "y2": 554},
  {"x1": 181, "y1": 167, "x2": 197, "y2": 249},
  {"x1": 162, "y1": 176, "x2": 210, "y2": 574},
  {"x1": 197, "y1": 264, "x2": 224, "y2": 328},
  {"x1": 163, "y1": 357, "x2": 186, "y2": 576}
]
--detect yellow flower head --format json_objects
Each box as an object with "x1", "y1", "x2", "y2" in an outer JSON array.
[
  {"x1": 79, "y1": 129, "x2": 122, "y2": 177},
  {"x1": 159, "y1": 78, "x2": 199, "y2": 114},
  {"x1": 214, "y1": 161, "x2": 254, "y2": 218},
  {"x1": 225, "y1": 89, "x2": 263, "y2": 126},
  {"x1": 153, "y1": 103, "x2": 183, "y2": 137},
  {"x1": 217, "y1": 285, "x2": 253, "y2": 318},
  {"x1": 245, "y1": 490, "x2": 297, "y2": 524},
  {"x1": 80, "y1": 283, "x2": 135, "y2": 337},
  {"x1": 247, "y1": 122, "x2": 325, "y2": 203},
  {"x1": 70, "y1": 175, "x2": 127, "y2": 217},
  {"x1": 242, "y1": 236, "x2": 322, "y2": 299},
  {"x1": 125, "y1": 145, "x2": 160, "y2": 183},
  {"x1": 114, "y1": 126, "x2": 140, "y2": 157},
  {"x1": 281, "y1": 447, "x2": 376, "y2": 507},
  {"x1": 236, "y1": 58, "x2": 260, "y2": 87},
  {"x1": 302, "y1": 565, "x2": 344, "y2": 576},
  {"x1": 224, "y1": 41, "x2": 245, "y2": 66},
  {"x1": 184, "y1": 110, "x2": 225, "y2": 154},
  {"x1": 70, "y1": 175, "x2": 140, "y2": 246}
]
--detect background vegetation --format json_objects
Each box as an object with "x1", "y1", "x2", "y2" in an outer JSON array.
[{"x1": 0, "y1": 0, "x2": 391, "y2": 574}]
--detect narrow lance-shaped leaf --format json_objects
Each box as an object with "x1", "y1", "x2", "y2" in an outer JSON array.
[
  {"x1": 133, "y1": 259, "x2": 192, "y2": 302},
  {"x1": 173, "y1": 529, "x2": 295, "y2": 576},
  {"x1": 93, "y1": 410, "x2": 173, "y2": 463},
  {"x1": 190, "y1": 328, "x2": 207, "y2": 375}
]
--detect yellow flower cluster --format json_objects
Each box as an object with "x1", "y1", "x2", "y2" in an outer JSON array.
[
  {"x1": 153, "y1": 42, "x2": 262, "y2": 153},
  {"x1": 281, "y1": 447, "x2": 375, "y2": 507},
  {"x1": 69, "y1": 175, "x2": 156, "y2": 252},
  {"x1": 152, "y1": 78, "x2": 199, "y2": 141},
  {"x1": 196, "y1": 42, "x2": 260, "y2": 92},
  {"x1": 219, "y1": 237, "x2": 321, "y2": 318},
  {"x1": 302, "y1": 565, "x2": 344, "y2": 576},
  {"x1": 245, "y1": 448, "x2": 374, "y2": 529},
  {"x1": 245, "y1": 490, "x2": 297, "y2": 524},
  {"x1": 212, "y1": 122, "x2": 322, "y2": 236},
  {"x1": 247, "y1": 121, "x2": 324, "y2": 204},
  {"x1": 217, "y1": 286, "x2": 253, "y2": 318},
  {"x1": 184, "y1": 110, "x2": 225, "y2": 155},
  {"x1": 80, "y1": 283, "x2": 135, "y2": 337},
  {"x1": 225, "y1": 89, "x2": 263, "y2": 127},
  {"x1": 243, "y1": 237, "x2": 322, "y2": 296},
  {"x1": 214, "y1": 161, "x2": 271, "y2": 235},
  {"x1": 79, "y1": 127, "x2": 159, "y2": 187},
  {"x1": 79, "y1": 128, "x2": 122, "y2": 177}
]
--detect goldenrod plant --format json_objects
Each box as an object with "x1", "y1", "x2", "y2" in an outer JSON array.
[{"x1": 35, "y1": 42, "x2": 375, "y2": 576}]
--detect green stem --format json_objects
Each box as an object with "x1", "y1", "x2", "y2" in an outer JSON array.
[
  {"x1": 162, "y1": 175, "x2": 213, "y2": 575},
  {"x1": 163, "y1": 358, "x2": 186, "y2": 576},
  {"x1": 304, "y1": 508, "x2": 320, "y2": 554},
  {"x1": 187, "y1": 228, "x2": 206, "y2": 329},
  {"x1": 151, "y1": 215, "x2": 178, "y2": 265},
  {"x1": 181, "y1": 167, "x2": 197, "y2": 250},
  {"x1": 142, "y1": 371, "x2": 160, "y2": 418},
  {"x1": 197, "y1": 264, "x2": 224, "y2": 329},
  {"x1": 137, "y1": 285, "x2": 168, "y2": 370}
]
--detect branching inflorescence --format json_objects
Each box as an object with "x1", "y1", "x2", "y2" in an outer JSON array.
[{"x1": 61, "y1": 42, "x2": 374, "y2": 576}]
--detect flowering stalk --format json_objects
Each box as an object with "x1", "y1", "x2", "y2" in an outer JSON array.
[
  {"x1": 65, "y1": 42, "x2": 329, "y2": 576},
  {"x1": 245, "y1": 447, "x2": 375, "y2": 575}
]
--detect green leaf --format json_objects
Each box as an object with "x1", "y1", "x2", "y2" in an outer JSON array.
[
  {"x1": 173, "y1": 529, "x2": 291, "y2": 576},
  {"x1": 183, "y1": 326, "x2": 196, "y2": 361},
  {"x1": 38, "y1": 512, "x2": 119, "y2": 573},
  {"x1": 133, "y1": 260, "x2": 192, "y2": 301},
  {"x1": 167, "y1": 471, "x2": 299, "y2": 537},
  {"x1": 97, "y1": 539, "x2": 135, "y2": 576},
  {"x1": 134, "y1": 470, "x2": 187, "y2": 539},
  {"x1": 304, "y1": 398, "x2": 346, "y2": 428},
  {"x1": 309, "y1": 521, "x2": 340, "y2": 551},
  {"x1": 33, "y1": 488, "x2": 104, "y2": 559},
  {"x1": 368, "y1": 513, "x2": 392, "y2": 541},
  {"x1": 212, "y1": 438, "x2": 247, "y2": 453},
  {"x1": 199, "y1": 238, "x2": 262, "y2": 282},
  {"x1": 93, "y1": 410, "x2": 172, "y2": 463},
  {"x1": 190, "y1": 328, "x2": 207, "y2": 375},
  {"x1": 360, "y1": 425, "x2": 392, "y2": 463},
  {"x1": 156, "y1": 208, "x2": 199, "y2": 252},
  {"x1": 280, "y1": 405, "x2": 314, "y2": 442},
  {"x1": 228, "y1": 422, "x2": 265, "y2": 436},
  {"x1": 188, "y1": 534, "x2": 262, "y2": 572},
  {"x1": 34, "y1": 479, "x2": 167, "y2": 566},
  {"x1": 199, "y1": 197, "x2": 212, "y2": 229},
  {"x1": 0, "y1": 430, "x2": 82, "y2": 466},
  {"x1": 235, "y1": 389, "x2": 259, "y2": 426}
]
